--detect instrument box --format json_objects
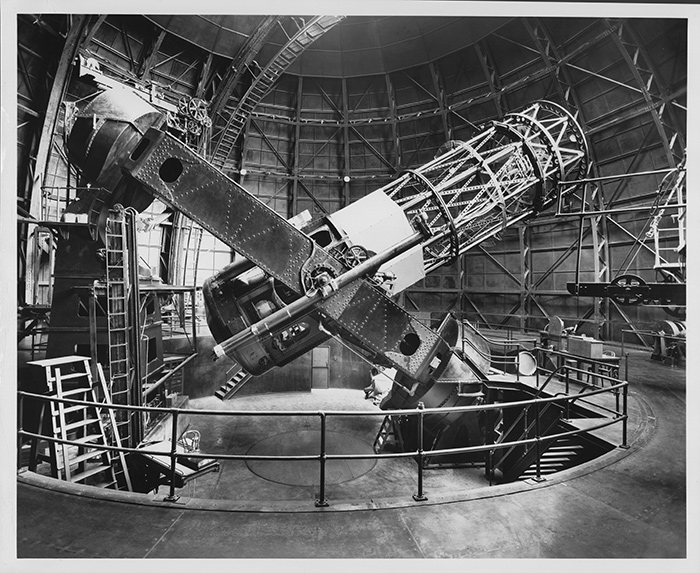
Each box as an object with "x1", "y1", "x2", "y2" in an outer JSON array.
[{"x1": 566, "y1": 335, "x2": 603, "y2": 359}]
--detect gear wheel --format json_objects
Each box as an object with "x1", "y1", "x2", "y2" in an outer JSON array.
[
  {"x1": 302, "y1": 264, "x2": 337, "y2": 293},
  {"x1": 610, "y1": 274, "x2": 647, "y2": 305},
  {"x1": 343, "y1": 245, "x2": 369, "y2": 268}
]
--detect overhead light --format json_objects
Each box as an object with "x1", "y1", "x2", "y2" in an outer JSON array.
[
  {"x1": 240, "y1": 169, "x2": 248, "y2": 176},
  {"x1": 343, "y1": 175, "x2": 351, "y2": 183}
]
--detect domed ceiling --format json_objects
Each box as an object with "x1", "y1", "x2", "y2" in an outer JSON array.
[{"x1": 144, "y1": 15, "x2": 510, "y2": 76}]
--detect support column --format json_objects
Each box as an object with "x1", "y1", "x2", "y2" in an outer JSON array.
[
  {"x1": 341, "y1": 78, "x2": 351, "y2": 208},
  {"x1": 519, "y1": 226, "x2": 532, "y2": 332},
  {"x1": 291, "y1": 76, "x2": 304, "y2": 217},
  {"x1": 25, "y1": 15, "x2": 87, "y2": 304}
]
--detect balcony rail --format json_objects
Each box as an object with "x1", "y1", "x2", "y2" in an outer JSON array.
[{"x1": 17, "y1": 351, "x2": 628, "y2": 507}]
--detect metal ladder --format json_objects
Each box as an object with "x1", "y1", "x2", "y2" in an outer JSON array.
[
  {"x1": 27, "y1": 356, "x2": 131, "y2": 490},
  {"x1": 104, "y1": 207, "x2": 138, "y2": 446}
]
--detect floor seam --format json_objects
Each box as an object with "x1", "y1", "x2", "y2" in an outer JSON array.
[
  {"x1": 142, "y1": 509, "x2": 186, "y2": 558},
  {"x1": 397, "y1": 509, "x2": 426, "y2": 558}
]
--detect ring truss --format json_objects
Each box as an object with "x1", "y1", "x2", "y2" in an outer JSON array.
[{"x1": 377, "y1": 101, "x2": 589, "y2": 274}]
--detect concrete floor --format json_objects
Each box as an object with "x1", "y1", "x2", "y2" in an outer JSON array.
[
  {"x1": 176, "y1": 389, "x2": 492, "y2": 504},
  {"x1": 12, "y1": 347, "x2": 693, "y2": 562}
]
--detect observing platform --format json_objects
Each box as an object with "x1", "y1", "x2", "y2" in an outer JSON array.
[{"x1": 15, "y1": 348, "x2": 687, "y2": 558}]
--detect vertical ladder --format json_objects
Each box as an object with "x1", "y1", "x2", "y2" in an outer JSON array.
[
  {"x1": 27, "y1": 356, "x2": 129, "y2": 490},
  {"x1": 182, "y1": 223, "x2": 203, "y2": 288},
  {"x1": 104, "y1": 208, "x2": 134, "y2": 446}
]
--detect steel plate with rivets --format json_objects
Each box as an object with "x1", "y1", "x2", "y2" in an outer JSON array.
[{"x1": 122, "y1": 127, "x2": 451, "y2": 384}]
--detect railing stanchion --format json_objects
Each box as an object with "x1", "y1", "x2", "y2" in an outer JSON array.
[
  {"x1": 413, "y1": 402, "x2": 427, "y2": 501},
  {"x1": 621, "y1": 382, "x2": 629, "y2": 449},
  {"x1": 164, "y1": 409, "x2": 180, "y2": 502},
  {"x1": 315, "y1": 412, "x2": 329, "y2": 507},
  {"x1": 533, "y1": 400, "x2": 545, "y2": 482}
]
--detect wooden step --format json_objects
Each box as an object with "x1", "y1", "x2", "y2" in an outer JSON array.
[
  {"x1": 70, "y1": 464, "x2": 113, "y2": 483},
  {"x1": 60, "y1": 387, "x2": 91, "y2": 398},
  {"x1": 70, "y1": 433, "x2": 104, "y2": 445},
  {"x1": 52, "y1": 372, "x2": 90, "y2": 382},
  {"x1": 91, "y1": 479, "x2": 118, "y2": 489},
  {"x1": 64, "y1": 417, "x2": 101, "y2": 432},
  {"x1": 63, "y1": 403, "x2": 91, "y2": 415},
  {"x1": 67, "y1": 449, "x2": 106, "y2": 466}
]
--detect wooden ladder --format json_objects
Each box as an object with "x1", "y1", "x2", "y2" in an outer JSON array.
[
  {"x1": 27, "y1": 355, "x2": 131, "y2": 490},
  {"x1": 373, "y1": 415, "x2": 403, "y2": 454}
]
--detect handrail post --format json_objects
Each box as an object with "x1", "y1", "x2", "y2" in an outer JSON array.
[
  {"x1": 164, "y1": 409, "x2": 180, "y2": 502},
  {"x1": 621, "y1": 382, "x2": 629, "y2": 449},
  {"x1": 413, "y1": 402, "x2": 428, "y2": 502},
  {"x1": 533, "y1": 400, "x2": 545, "y2": 482},
  {"x1": 621, "y1": 332, "x2": 626, "y2": 375},
  {"x1": 315, "y1": 412, "x2": 329, "y2": 507}
]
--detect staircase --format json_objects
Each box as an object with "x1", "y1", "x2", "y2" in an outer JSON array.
[
  {"x1": 210, "y1": 15, "x2": 345, "y2": 169},
  {"x1": 489, "y1": 400, "x2": 616, "y2": 483},
  {"x1": 519, "y1": 435, "x2": 586, "y2": 478},
  {"x1": 27, "y1": 355, "x2": 131, "y2": 490},
  {"x1": 490, "y1": 401, "x2": 563, "y2": 483},
  {"x1": 215, "y1": 367, "x2": 252, "y2": 401},
  {"x1": 519, "y1": 420, "x2": 615, "y2": 479}
]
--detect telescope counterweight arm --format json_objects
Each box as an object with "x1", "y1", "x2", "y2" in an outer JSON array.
[
  {"x1": 121, "y1": 126, "x2": 448, "y2": 384},
  {"x1": 123, "y1": 127, "x2": 326, "y2": 294}
]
